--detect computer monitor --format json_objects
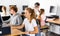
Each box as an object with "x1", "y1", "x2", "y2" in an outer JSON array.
[
  {"x1": 56, "y1": 6, "x2": 60, "y2": 18},
  {"x1": 23, "y1": 5, "x2": 28, "y2": 10},
  {"x1": 49, "y1": 6, "x2": 57, "y2": 13},
  {"x1": 49, "y1": 6, "x2": 60, "y2": 18}
]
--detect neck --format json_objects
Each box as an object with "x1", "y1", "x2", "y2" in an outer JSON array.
[
  {"x1": 13, "y1": 12, "x2": 16, "y2": 16},
  {"x1": 27, "y1": 16, "x2": 30, "y2": 21}
]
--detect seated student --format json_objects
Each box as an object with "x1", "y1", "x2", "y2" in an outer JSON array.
[
  {"x1": 12, "y1": 8, "x2": 38, "y2": 36},
  {"x1": 1, "y1": 6, "x2": 10, "y2": 16},
  {"x1": 38, "y1": 9, "x2": 46, "y2": 27},
  {"x1": 1, "y1": 6, "x2": 11, "y2": 24},
  {"x1": 8, "y1": 6, "x2": 22, "y2": 26}
]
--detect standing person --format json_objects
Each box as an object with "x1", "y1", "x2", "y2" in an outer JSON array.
[
  {"x1": 12, "y1": 8, "x2": 38, "y2": 36},
  {"x1": 34, "y1": 2, "x2": 41, "y2": 36},
  {"x1": 34, "y1": 2, "x2": 40, "y2": 26},
  {"x1": 34, "y1": 2, "x2": 40, "y2": 18}
]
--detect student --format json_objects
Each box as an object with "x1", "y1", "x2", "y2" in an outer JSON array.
[
  {"x1": 9, "y1": 6, "x2": 22, "y2": 25},
  {"x1": 12, "y1": 8, "x2": 38, "y2": 36},
  {"x1": 34, "y1": 2, "x2": 40, "y2": 18},
  {"x1": 1, "y1": 6, "x2": 10, "y2": 16},
  {"x1": 34, "y1": 2, "x2": 41, "y2": 36},
  {"x1": 34, "y1": 2, "x2": 40, "y2": 26},
  {"x1": 38, "y1": 9, "x2": 46, "y2": 27}
]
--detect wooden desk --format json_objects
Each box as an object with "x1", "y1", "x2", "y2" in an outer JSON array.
[
  {"x1": 46, "y1": 18, "x2": 60, "y2": 25},
  {"x1": 3, "y1": 26, "x2": 25, "y2": 36},
  {"x1": 40, "y1": 25, "x2": 49, "y2": 29},
  {"x1": 46, "y1": 18, "x2": 60, "y2": 35}
]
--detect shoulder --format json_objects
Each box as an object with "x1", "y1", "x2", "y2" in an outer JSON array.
[
  {"x1": 31, "y1": 19, "x2": 36, "y2": 23},
  {"x1": 32, "y1": 19, "x2": 36, "y2": 22},
  {"x1": 32, "y1": 19, "x2": 37, "y2": 27},
  {"x1": 16, "y1": 13, "x2": 21, "y2": 18},
  {"x1": 24, "y1": 18, "x2": 27, "y2": 21}
]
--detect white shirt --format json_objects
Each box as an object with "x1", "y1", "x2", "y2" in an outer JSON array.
[
  {"x1": 23, "y1": 18, "x2": 37, "y2": 36},
  {"x1": 34, "y1": 9, "x2": 40, "y2": 18}
]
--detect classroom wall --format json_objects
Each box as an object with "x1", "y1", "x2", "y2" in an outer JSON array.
[
  {"x1": 29, "y1": 0, "x2": 58, "y2": 16},
  {"x1": 0, "y1": 0, "x2": 60, "y2": 17},
  {"x1": 0, "y1": 0, "x2": 29, "y2": 14}
]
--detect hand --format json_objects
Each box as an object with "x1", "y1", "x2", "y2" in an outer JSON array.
[
  {"x1": 24, "y1": 32, "x2": 29, "y2": 34},
  {"x1": 11, "y1": 26, "x2": 17, "y2": 29},
  {"x1": 29, "y1": 31, "x2": 33, "y2": 34},
  {"x1": 29, "y1": 31, "x2": 32, "y2": 34}
]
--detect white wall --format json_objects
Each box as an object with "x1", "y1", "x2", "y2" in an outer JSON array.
[
  {"x1": 0, "y1": 0, "x2": 29, "y2": 14},
  {"x1": 0, "y1": 0, "x2": 60, "y2": 17},
  {"x1": 29, "y1": 0, "x2": 59, "y2": 16}
]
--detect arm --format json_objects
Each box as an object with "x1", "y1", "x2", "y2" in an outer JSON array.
[
  {"x1": 37, "y1": 15, "x2": 41, "y2": 20},
  {"x1": 29, "y1": 26, "x2": 38, "y2": 34},
  {"x1": 11, "y1": 24, "x2": 25, "y2": 29},
  {"x1": 29, "y1": 19, "x2": 39, "y2": 34},
  {"x1": 11, "y1": 15, "x2": 24, "y2": 29},
  {"x1": 18, "y1": 27, "x2": 38, "y2": 34},
  {"x1": 15, "y1": 15, "x2": 22, "y2": 25}
]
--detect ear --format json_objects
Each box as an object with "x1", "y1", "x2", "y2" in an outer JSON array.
[{"x1": 30, "y1": 13, "x2": 31, "y2": 16}]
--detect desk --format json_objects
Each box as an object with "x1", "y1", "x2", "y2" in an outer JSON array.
[
  {"x1": 40, "y1": 25, "x2": 49, "y2": 29},
  {"x1": 46, "y1": 18, "x2": 60, "y2": 25},
  {"x1": 46, "y1": 18, "x2": 60, "y2": 35},
  {"x1": 3, "y1": 26, "x2": 25, "y2": 36}
]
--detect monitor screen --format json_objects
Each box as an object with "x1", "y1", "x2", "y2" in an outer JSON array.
[
  {"x1": 23, "y1": 5, "x2": 28, "y2": 10},
  {"x1": 49, "y1": 6, "x2": 57, "y2": 13},
  {"x1": 56, "y1": 6, "x2": 60, "y2": 18}
]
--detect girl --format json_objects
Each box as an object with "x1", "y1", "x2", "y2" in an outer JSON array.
[
  {"x1": 12, "y1": 8, "x2": 38, "y2": 36},
  {"x1": 1, "y1": 6, "x2": 6, "y2": 16},
  {"x1": 38, "y1": 9, "x2": 46, "y2": 27},
  {"x1": 1, "y1": 6, "x2": 10, "y2": 16}
]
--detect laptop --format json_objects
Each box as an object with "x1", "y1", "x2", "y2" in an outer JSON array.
[{"x1": 0, "y1": 15, "x2": 11, "y2": 35}]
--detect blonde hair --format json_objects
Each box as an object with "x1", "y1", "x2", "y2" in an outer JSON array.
[{"x1": 26, "y1": 8, "x2": 36, "y2": 22}]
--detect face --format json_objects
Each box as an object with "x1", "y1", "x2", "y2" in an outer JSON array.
[
  {"x1": 10, "y1": 9, "x2": 15, "y2": 15},
  {"x1": 24, "y1": 9, "x2": 31, "y2": 18},
  {"x1": 35, "y1": 5, "x2": 40, "y2": 10},
  {"x1": 2, "y1": 7, "x2": 5, "y2": 12}
]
